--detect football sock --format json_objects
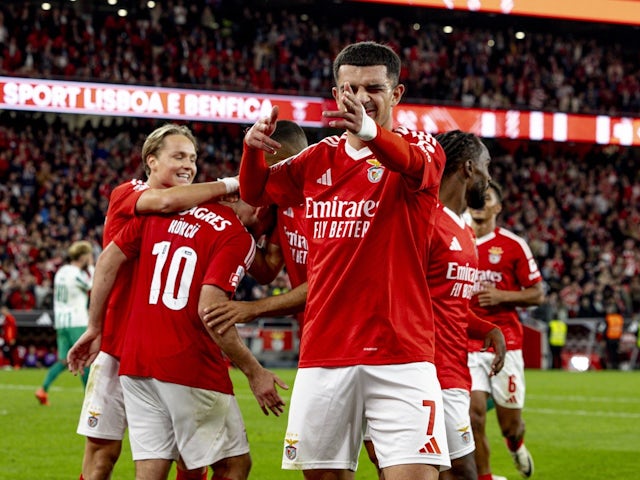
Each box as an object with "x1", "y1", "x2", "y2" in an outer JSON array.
[
  {"x1": 478, "y1": 474, "x2": 493, "y2": 480},
  {"x1": 175, "y1": 469, "x2": 207, "y2": 480},
  {"x1": 79, "y1": 475, "x2": 84, "y2": 480},
  {"x1": 42, "y1": 361, "x2": 66, "y2": 391},
  {"x1": 506, "y1": 437, "x2": 524, "y2": 452}
]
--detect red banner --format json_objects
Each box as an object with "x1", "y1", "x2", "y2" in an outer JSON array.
[{"x1": 1, "y1": 76, "x2": 639, "y2": 146}]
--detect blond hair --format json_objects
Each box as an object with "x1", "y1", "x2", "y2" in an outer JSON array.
[
  {"x1": 68, "y1": 241, "x2": 93, "y2": 261},
  {"x1": 141, "y1": 124, "x2": 198, "y2": 176}
]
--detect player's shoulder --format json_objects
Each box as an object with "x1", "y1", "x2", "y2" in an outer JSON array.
[
  {"x1": 113, "y1": 179, "x2": 149, "y2": 195},
  {"x1": 496, "y1": 227, "x2": 533, "y2": 253}
]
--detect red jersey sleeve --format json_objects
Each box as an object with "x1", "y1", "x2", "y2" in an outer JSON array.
[
  {"x1": 112, "y1": 215, "x2": 144, "y2": 260},
  {"x1": 368, "y1": 126, "x2": 445, "y2": 191}
]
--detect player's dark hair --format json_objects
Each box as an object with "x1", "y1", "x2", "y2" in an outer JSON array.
[
  {"x1": 488, "y1": 180, "x2": 503, "y2": 202},
  {"x1": 271, "y1": 120, "x2": 308, "y2": 154},
  {"x1": 265, "y1": 120, "x2": 309, "y2": 166},
  {"x1": 435, "y1": 130, "x2": 484, "y2": 179},
  {"x1": 333, "y1": 41, "x2": 401, "y2": 85}
]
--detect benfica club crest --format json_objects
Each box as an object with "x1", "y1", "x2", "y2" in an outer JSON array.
[
  {"x1": 285, "y1": 438, "x2": 299, "y2": 460},
  {"x1": 87, "y1": 411, "x2": 101, "y2": 428},
  {"x1": 366, "y1": 159, "x2": 384, "y2": 183},
  {"x1": 488, "y1": 246, "x2": 503, "y2": 264}
]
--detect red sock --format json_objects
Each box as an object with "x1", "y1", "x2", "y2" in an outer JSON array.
[
  {"x1": 506, "y1": 437, "x2": 524, "y2": 452},
  {"x1": 175, "y1": 469, "x2": 207, "y2": 480},
  {"x1": 478, "y1": 474, "x2": 493, "y2": 480},
  {"x1": 79, "y1": 475, "x2": 84, "y2": 480}
]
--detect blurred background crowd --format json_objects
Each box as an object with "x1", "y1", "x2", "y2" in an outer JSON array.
[{"x1": 0, "y1": 0, "x2": 639, "y2": 365}]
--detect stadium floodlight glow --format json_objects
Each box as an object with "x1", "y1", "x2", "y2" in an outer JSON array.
[
  {"x1": 515, "y1": 31, "x2": 526, "y2": 40},
  {"x1": 412, "y1": 23, "x2": 420, "y2": 31},
  {"x1": 487, "y1": 39, "x2": 495, "y2": 47},
  {"x1": 147, "y1": 0, "x2": 156, "y2": 7},
  {"x1": 569, "y1": 355, "x2": 590, "y2": 372},
  {"x1": 443, "y1": 25, "x2": 453, "y2": 34},
  {"x1": 41, "y1": 2, "x2": 51, "y2": 10},
  {"x1": 107, "y1": 0, "x2": 117, "y2": 5},
  {"x1": 117, "y1": 8, "x2": 127, "y2": 17}
]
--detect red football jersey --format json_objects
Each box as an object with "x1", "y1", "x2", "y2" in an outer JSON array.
[
  {"x1": 275, "y1": 204, "x2": 308, "y2": 289},
  {"x1": 469, "y1": 227, "x2": 542, "y2": 351},
  {"x1": 101, "y1": 179, "x2": 148, "y2": 358},
  {"x1": 262, "y1": 128, "x2": 445, "y2": 368},
  {"x1": 115, "y1": 201, "x2": 255, "y2": 393},
  {"x1": 428, "y1": 205, "x2": 478, "y2": 391}
]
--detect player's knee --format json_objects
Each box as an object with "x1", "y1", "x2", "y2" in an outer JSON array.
[
  {"x1": 499, "y1": 417, "x2": 525, "y2": 440},
  {"x1": 450, "y1": 454, "x2": 477, "y2": 480}
]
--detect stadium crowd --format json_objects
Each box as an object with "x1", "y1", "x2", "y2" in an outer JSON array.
[
  {"x1": 0, "y1": 1, "x2": 638, "y2": 115},
  {"x1": 0, "y1": 1, "x2": 639, "y2": 364}
]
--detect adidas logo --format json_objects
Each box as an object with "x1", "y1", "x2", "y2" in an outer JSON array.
[
  {"x1": 449, "y1": 236, "x2": 462, "y2": 251},
  {"x1": 419, "y1": 437, "x2": 442, "y2": 455},
  {"x1": 282, "y1": 207, "x2": 294, "y2": 218},
  {"x1": 316, "y1": 169, "x2": 332, "y2": 186},
  {"x1": 506, "y1": 395, "x2": 518, "y2": 404}
]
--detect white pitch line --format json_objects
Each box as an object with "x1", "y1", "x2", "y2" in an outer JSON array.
[
  {"x1": 527, "y1": 394, "x2": 639, "y2": 404},
  {"x1": 526, "y1": 407, "x2": 640, "y2": 419}
]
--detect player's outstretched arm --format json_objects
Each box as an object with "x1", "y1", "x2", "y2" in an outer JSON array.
[
  {"x1": 239, "y1": 106, "x2": 281, "y2": 206},
  {"x1": 136, "y1": 177, "x2": 239, "y2": 214},
  {"x1": 199, "y1": 284, "x2": 289, "y2": 416},
  {"x1": 67, "y1": 241, "x2": 128, "y2": 374},
  {"x1": 203, "y1": 282, "x2": 307, "y2": 335}
]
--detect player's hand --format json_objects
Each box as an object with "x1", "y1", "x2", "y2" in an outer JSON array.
[
  {"x1": 323, "y1": 82, "x2": 364, "y2": 134},
  {"x1": 475, "y1": 282, "x2": 504, "y2": 307},
  {"x1": 67, "y1": 327, "x2": 102, "y2": 374},
  {"x1": 482, "y1": 327, "x2": 506, "y2": 376},
  {"x1": 247, "y1": 367, "x2": 289, "y2": 416},
  {"x1": 202, "y1": 301, "x2": 260, "y2": 335},
  {"x1": 244, "y1": 105, "x2": 282, "y2": 154}
]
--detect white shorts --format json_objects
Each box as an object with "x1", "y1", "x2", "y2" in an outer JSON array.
[
  {"x1": 442, "y1": 388, "x2": 475, "y2": 460},
  {"x1": 282, "y1": 363, "x2": 450, "y2": 472},
  {"x1": 76, "y1": 351, "x2": 127, "y2": 440},
  {"x1": 121, "y1": 376, "x2": 248, "y2": 470},
  {"x1": 468, "y1": 350, "x2": 526, "y2": 409}
]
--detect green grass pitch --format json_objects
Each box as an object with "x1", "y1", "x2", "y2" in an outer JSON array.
[{"x1": 1, "y1": 368, "x2": 639, "y2": 479}]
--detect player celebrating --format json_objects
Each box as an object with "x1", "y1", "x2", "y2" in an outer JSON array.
[
  {"x1": 70, "y1": 124, "x2": 241, "y2": 480},
  {"x1": 203, "y1": 120, "x2": 310, "y2": 333},
  {"x1": 468, "y1": 180, "x2": 544, "y2": 480},
  {"x1": 240, "y1": 41, "x2": 450, "y2": 480},
  {"x1": 364, "y1": 130, "x2": 506, "y2": 480}
]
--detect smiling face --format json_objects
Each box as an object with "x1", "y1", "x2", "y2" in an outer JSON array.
[
  {"x1": 332, "y1": 64, "x2": 404, "y2": 132},
  {"x1": 146, "y1": 134, "x2": 197, "y2": 188}
]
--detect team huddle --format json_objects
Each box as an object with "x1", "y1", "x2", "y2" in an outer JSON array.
[{"x1": 65, "y1": 41, "x2": 544, "y2": 480}]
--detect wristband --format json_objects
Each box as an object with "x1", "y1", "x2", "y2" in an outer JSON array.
[
  {"x1": 356, "y1": 105, "x2": 378, "y2": 141},
  {"x1": 218, "y1": 177, "x2": 239, "y2": 194}
]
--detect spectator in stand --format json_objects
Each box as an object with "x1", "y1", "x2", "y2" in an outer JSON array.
[
  {"x1": 0, "y1": 305, "x2": 17, "y2": 368},
  {"x1": 35, "y1": 240, "x2": 94, "y2": 406},
  {"x1": 6, "y1": 276, "x2": 37, "y2": 310},
  {"x1": 468, "y1": 180, "x2": 545, "y2": 480}
]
